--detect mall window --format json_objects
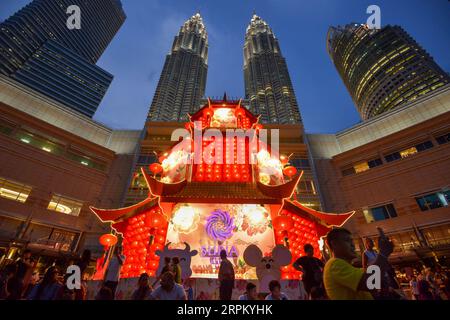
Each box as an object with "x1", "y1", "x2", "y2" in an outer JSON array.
[
  {"x1": 363, "y1": 203, "x2": 398, "y2": 223},
  {"x1": 415, "y1": 140, "x2": 433, "y2": 152},
  {"x1": 422, "y1": 225, "x2": 450, "y2": 246},
  {"x1": 385, "y1": 141, "x2": 434, "y2": 163},
  {"x1": 7, "y1": 126, "x2": 107, "y2": 172},
  {"x1": 66, "y1": 149, "x2": 107, "y2": 171},
  {"x1": 341, "y1": 167, "x2": 356, "y2": 176},
  {"x1": 435, "y1": 133, "x2": 450, "y2": 145},
  {"x1": 46, "y1": 229, "x2": 78, "y2": 252},
  {"x1": 353, "y1": 162, "x2": 370, "y2": 174},
  {"x1": 47, "y1": 195, "x2": 83, "y2": 216},
  {"x1": 15, "y1": 130, "x2": 65, "y2": 156},
  {"x1": 0, "y1": 118, "x2": 15, "y2": 135},
  {"x1": 368, "y1": 158, "x2": 383, "y2": 168},
  {"x1": 385, "y1": 151, "x2": 401, "y2": 162},
  {"x1": 0, "y1": 177, "x2": 32, "y2": 203},
  {"x1": 297, "y1": 180, "x2": 316, "y2": 195},
  {"x1": 388, "y1": 231, "x2": 420, "y2": 253},
  {"x1": 416, "y1": 191, "x2": 449, "y2": 211},
  {"x1": 399, "y1": 146, "x2": 418, "y2": 158}
]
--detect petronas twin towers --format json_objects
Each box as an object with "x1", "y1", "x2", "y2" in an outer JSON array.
[{"x1": 148, "y1": 13, "x2": 302, "y2": 125}]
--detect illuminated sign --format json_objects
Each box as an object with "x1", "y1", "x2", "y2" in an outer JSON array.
[
  {"x1": 166, "y1": 203, "x2": 276, "y2": 279},
  {"x1": 200, "y1": 244, "x2": 239, "y2": 265}
]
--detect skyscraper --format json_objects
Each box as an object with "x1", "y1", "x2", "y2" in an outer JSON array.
[
  {"x1": 0, "y1": 0, "x2": 126, "y2": 117},
  {"x1": 147, "y1": 13, "x2": 208, "y2": 122},
  {"x1": 243, "y1": 14, "x2": 301, "y2": 125},
  {"x1": 327, "y1": 24, "x2": 450, "y2": 120},
  {"x1": 242, "y1": 14, "x2": 321, "y2": 211}
]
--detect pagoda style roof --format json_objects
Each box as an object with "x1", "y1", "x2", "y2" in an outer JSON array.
[
  {"x1": 256, "y1": 172, "x2": 302, "y2": 199},
  {"x1": 283, "y1": 200, "x2": 355, "y2": 237},
  {"x1": 90, "y1": 177, "x2": 355, "y2": 237},
  {"x1": 156, "y1": 182, "x2": 279, "y2": 204},
  {"x1": 189, "y1": 98, "x2": 259, "y2": 124},
  {"x1": 142, "y1": 168, "x2": 301, "y2": 204},
  {"x1": 90, "y1": 197, "x2": 158, "y2": 223}
]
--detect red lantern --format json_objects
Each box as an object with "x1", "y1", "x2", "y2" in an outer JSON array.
[
  {"x1": 283, "y1": 166, "x2": 297, "y2": 178},
  {"x1": 149, "y1": 163, "x2": 163, "y2": 175},
  {"x1": 147, "y1": 260, "x2": 159, "y2": 270},
  {"x1": 131, "y1": 241, "x2": 139, "y2": 248},
  {"x1": 184, "y1": 122, "x2": 192, "y2": 130},
  {"x1": 152, "y1": 243, "x2": 164, "y2": 252},
  {"x1": 99, "y1": 233, "x2": 118, "y2": 247},
  {"x1": 273, "y1": 215, "x2": 294, "y2": 231},
  {"x1": 144, "y1": 212, "x2": 165, "y2": 229},
  {"x1": 155, "y1": 234, "x2": 165, "y2": 244}
]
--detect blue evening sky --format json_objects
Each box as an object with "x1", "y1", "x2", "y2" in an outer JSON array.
[{"x1": 1, "y1": 1, "x2": 449, "y2": 133}]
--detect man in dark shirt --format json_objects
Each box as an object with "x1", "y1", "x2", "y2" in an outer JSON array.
[
  {"x1": 14, "y1": 249, "x2": 34, "y2": 298},
  {"x1": 2, "y1": 264, "x2": 22, "y2": 300},
  {"x1": 15, "y1": 249, "x2": 33, "y2": 280},
  {"x1": 218, "y1": 250, "x2": 235, "y2": 300},
  {"x1": 293, "y1": 244, "x2": 325, "y2": 299}
]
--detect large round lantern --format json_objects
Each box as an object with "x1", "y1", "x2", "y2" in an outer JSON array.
[
  {"x1": 144, "y1": 212, "x2": 165, "y2": 247},
  {"x1": 99, "y1": 233, "x2": 118, "y2": 248},
  {"x1": 144, "y1": 212, "x2": 165, "y2": 229},
  {"x1": 283, "y1": 166, "x2": 297, "y2": 179},
  {"x1": 273, "y1": 214, "x2": 293, "y2": 248},
  {"x1": 273, "y1": 215, "x2": 294, "y2": 231},
  {"x1": 149, "y1": 163, "x2": 163, "y2": 175}
]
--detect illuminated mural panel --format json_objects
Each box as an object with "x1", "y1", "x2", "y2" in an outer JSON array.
[{"x1": 166, "y1": 203, "x2": 276, "y2": 279}]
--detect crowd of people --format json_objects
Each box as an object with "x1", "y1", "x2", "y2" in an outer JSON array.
[
  {"x1": 0, "y1": 248, "x2": 91, "y2": 300},
  {"x1": 407, "y1": 268, "x2": 450, "y2": 300},
  {"x1": 1, "y1": 227, "x2": 449, "y2": 300}
]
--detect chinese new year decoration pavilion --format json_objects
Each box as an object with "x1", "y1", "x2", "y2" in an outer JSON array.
[{"x1": 90, "y1": 98, "x2": 354, "y2": 280}]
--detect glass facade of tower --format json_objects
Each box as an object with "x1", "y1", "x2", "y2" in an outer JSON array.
[
  {"x1": 327, "y1": 24, "x2": 450, "y2": 120},
  {"x1": 0, "y1": 0, "x2": 126, "y2": 117},
  {"x1": 242, "y1": 14, "x2": 321, "y2": 211},
  {"x1": 147, "y1": 13, "x2": 208, "y2": 122},
  {"x1": 243, "y1": 14, "x2": 302, "y2": 125}
]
